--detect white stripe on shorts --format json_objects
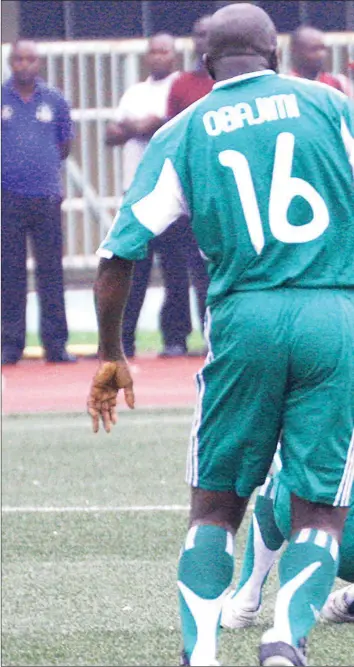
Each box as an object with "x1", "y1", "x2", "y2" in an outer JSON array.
[
  {"x1": 334, "y1": 429, "x2": 354, "y2": 507},
  {"x1": 186, "y1": 307, "x2": 213, "y2": 487}
]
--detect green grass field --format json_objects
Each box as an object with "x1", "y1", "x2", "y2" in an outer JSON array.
[
  {"x1": 2, "y1": 410, "x2": 352, "y2": 666},
  {"x1": 25, "y1": 330, "x2": 205, "y2": 354}
]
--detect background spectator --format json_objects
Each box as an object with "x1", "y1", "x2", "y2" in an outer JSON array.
[
  {"x1": 166, "y1": 15, "x2": 214, "y2": 347},
  {"x1": 1, "y1": 39, "x2": 76, "y2": 365},
  {"x1": 105, "y1": 33, "x2": 193, "y2": 358},
  {"x1": 290, "y1": 25, "x2": 348, "y2": 91}
]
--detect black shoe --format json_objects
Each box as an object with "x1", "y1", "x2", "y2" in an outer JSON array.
[
  {"x1": 46, "y1": 349, "x2": 78, "y2": 363},
  {"x1": 158, "y1": 344, "x2": 187, "y2": 358},
  {"x1": 259, "y1": 634, "x2": 307, "y2": 666},
  {"x1": 2, "y1": 348, "x2": 21, "y2": 365},
  {"x1": 180, "y1": 650, "x2": 189, "y2": 666},
  {"x1": 187, "y1": 346, "x2": 208, "y2": 357}
]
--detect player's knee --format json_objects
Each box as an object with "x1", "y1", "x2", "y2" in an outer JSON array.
[
  {"x1": 291, "y1": 493, "x2": 349, "y2": 543},
  {"x1": 189, "y1": 486, "x2": 249, "y2": 534}
]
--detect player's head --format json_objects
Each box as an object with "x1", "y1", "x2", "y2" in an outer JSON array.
[
  {"x1": 9, "y1": 39, "x2": 40, "y2": 85},
  {"x1": 146, "y1": 33, "x2": 176, "y2": 80},
  {"x1": 192, "y1": 15, "x2": 213, "y2": 61},
  {"x1": 290, "y1": 26, "x2": 327, "y2": 79},
  {"x1": 204, "y1": 3, "x2": 278, "y2": 81}
]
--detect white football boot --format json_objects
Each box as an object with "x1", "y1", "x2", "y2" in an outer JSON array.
[
  {"x1": 321, "y1": 584, "x2": 354, "y2": 623},
  {"x1": 221, "y1": 588, "x2": 261, "y2": 629}
]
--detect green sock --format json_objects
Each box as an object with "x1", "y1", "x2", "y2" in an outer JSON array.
[
  {"x1": 274, "y1": 528, "x2": 339, "y2": 646},
  {"x1": 233, "y1": 478, "x2": 284, "y2": 609},
  {"x1": 178, "y1": 524, "x2": 234, "y2": 665}
]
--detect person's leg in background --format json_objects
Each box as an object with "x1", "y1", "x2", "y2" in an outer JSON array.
[
  {"x1": 181, "y1": 217, "x2": 209, "y2": 344},
  {"x1": 122, "y1": 246, "x2": 153, "y2": 358},
  {"x1": 30, "y1": 196, "x2": 75, "y2": 362},
  {"x1": 1, "y1": 191, "x2": 28, "y2": 364},
  {"x1": 156, "y1": 220, "x2": 192, "y2": 357}
]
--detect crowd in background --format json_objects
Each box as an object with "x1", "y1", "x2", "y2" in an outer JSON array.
[{"x1": 1, "y1": 16, "x2": 353, "y2": 365}]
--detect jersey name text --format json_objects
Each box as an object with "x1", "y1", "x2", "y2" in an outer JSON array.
[{"x1": 203, "y1": 94, "x2": 300, "y2": 136}]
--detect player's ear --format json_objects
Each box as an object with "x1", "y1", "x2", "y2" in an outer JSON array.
[{"x1": 204, "y1": 53, "x2": 216, "y2": 80}]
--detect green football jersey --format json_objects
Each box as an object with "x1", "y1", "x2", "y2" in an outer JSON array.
[{"x1": 98, "y1": 70, "x2": 354, "y2": 304}]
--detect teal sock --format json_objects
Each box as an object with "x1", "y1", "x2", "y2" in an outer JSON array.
[
  {"x1": 233, "y1": 479, "x2": 284, "y2": 609},
  {"x1": 178, "y1": 524, "x2": 234, "y2": 665},
  {"x1": 274, "y1": 528, "x2": 340, "y2": 646}
]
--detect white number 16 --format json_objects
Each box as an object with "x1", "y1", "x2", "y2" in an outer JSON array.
[{"x1": 219, "y1": 132, "x2": 329, "y2": 254}]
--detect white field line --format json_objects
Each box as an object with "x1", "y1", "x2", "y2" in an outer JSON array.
[
  {"x1": 2, "y1": 505, "x2": 190, "y2": 513},
  {"x1": 2, "y1": 415, "x2": 193, "y2": 431},
  {"x1": 2, "y1": 503, "x2": 254, "y2": 514}
]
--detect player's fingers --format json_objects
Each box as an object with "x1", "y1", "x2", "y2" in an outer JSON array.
[
  {"x1": 107, "y1": 394, "x2": 117, "y2": 426},
  {"x1": 87, "y1": 404, "x2": 100, "y2": 433},
  {"x1": 101, "y1": 400, "x2": 113, "y2": 433},
  {"x1": 124, "y1": 384, "x2": 135, "y2": 410},
  {"x1": 110, "y1": 407, "x2": 118, "y2": 425}
]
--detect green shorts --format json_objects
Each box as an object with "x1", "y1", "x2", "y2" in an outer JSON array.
[
  {"x1": 273, "y1": 477, "x2": 354, "y2": 583},
  {"x1": 186, "y1": 289, "x2": 354, "y2": 505}
]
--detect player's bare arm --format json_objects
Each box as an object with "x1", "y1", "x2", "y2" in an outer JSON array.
[
  {"x1": 105, "y1": 121, "x2": 133, "y2": 146},
  {"x1": 87, "y1": 256, "x2": 135, "y2": 434},
  {"x1": 105, "y1": 116, "x2": 163, "y2": 146}
]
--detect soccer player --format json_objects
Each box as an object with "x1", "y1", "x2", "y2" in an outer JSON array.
[
  {"x1": 87, "y1": 3, "x2": 354, "y2": 666},
  {"x1": 221, "y1": 449, "x2": 354, "y2": 630}
]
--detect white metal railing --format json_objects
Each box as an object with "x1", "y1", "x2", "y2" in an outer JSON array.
[{"x1": 2, "y1": 34, "x2": 354, "y2": 270}]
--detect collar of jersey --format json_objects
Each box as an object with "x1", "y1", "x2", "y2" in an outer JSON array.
[{"x1": 213, "y1": 69, "x2": 275, "y2": 89}]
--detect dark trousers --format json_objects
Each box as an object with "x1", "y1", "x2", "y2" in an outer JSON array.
[
  {"x1": 122, "y1": 216, "x2": 209, "y2": 356},
  {"x1": 1, "y1": 190, "x2": 68, "y2": 356}
]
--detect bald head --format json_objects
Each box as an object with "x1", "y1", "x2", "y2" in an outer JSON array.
[
  {"x1": 290, "y1": 26, "x2": 327, "y2": 79},
  {"x1": 207, "y1": 3, "x2": 277, "y2": 65},
  {"x1": 9, "y1": 39, "x2": 40, "y2": 86}
]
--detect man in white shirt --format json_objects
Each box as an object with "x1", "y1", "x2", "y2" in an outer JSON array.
[{"x1": 106, "y1": 33, "x2": 193, "y2": 358}]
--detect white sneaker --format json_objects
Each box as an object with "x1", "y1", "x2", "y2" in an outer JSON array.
[
  {"x1": 180, "y1": 649, "x2": 220, "y2": 666},
  {"x1": 221, "y1": 590, "x2": 261, "y2": 629},
  {"x1": 321, "y1": 584, "x2": 354, "y2": 623}
]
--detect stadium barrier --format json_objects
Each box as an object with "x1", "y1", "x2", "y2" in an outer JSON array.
[{"x1": 2, "y1": 34, "x2": 354, "y2": 275}]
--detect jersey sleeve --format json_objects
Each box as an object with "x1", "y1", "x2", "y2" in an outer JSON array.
[{"x1": 97, "y1": 116, "x2": 191, "y2": 261}]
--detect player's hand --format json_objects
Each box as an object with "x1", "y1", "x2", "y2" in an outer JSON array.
[{"x1": 87, "y1": 360, "x2": 135, "y2": 434}]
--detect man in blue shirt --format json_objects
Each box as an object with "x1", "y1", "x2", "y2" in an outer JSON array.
[{"x1": 1, "y1": 39, "x2": 76, "y2": 364}]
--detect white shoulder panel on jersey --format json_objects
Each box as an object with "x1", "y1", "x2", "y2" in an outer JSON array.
[{"x1": 131, "y1": 157, "x2": 189, "y2": 235}]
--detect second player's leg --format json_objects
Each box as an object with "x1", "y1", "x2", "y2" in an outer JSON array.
[{"x1": 221, "y1": 471, "x2": 284, "y2": 630}]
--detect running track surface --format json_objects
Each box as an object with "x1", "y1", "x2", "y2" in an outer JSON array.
[{"x1": 2, "y1": 356, "x2": 203, "y2": 415}]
